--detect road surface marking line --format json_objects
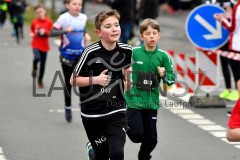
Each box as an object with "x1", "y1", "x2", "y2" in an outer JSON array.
[
  {"x1": 178, "y1": 114, "x2": 204, "y2": 119},
  {"x1": 0, "y1": 155, "x2": 7, "y2": 160},
  {"x1": 221, "y1": 138, "x2": 240, "y2": 145},
  {"x1": 198, "y1": 125, "x2": 226, "y2": 131},
  {"x1": 170, "y1": 109, "x2": 194, "y2": 114},
  {"x1": 234, "y1": 145, "x2": 240, "y2": 149},
  {"x1": 49, "y1": 108, "x2": 79, "y2": 113},
  {"x1": 209, "y1": 131, "x2": 227, "y2": 138},
  {"x1": 163, "y1": 98, "x2": 240, "y2": 149},
  {"x1": 188, "y1": 119, "x2": 215, "y2": 125}
]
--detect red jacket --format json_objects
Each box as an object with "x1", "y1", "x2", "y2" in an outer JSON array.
[
  {"x1": 228, "y1": 99, "x2": 240, "y2": 128},
  {"x1": 30, "y1": 17, "x2": 53, "y2": 52}
]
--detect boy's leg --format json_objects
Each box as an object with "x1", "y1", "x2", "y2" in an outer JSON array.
[
  {"x1": 32, "y1": 49, "x2": 40, "y2": 78},
  {"x1": 138, "y1": 110, "x2": 158, "y2": 160},
  {"x1": 127, "y1": 108, "x2": 144, "y2": 143},
  {"x1": 38, "y1": 51, "x2": 47, "y2": 83},
  {"x1": 82, "y1": 118, "x2": 109, "y2": 160},
  {"x1": 107, "y1": 116, "x2": 127, "y2": 160},
  {"x1": 220, "y1": 56, "x2": 231, "y2": 89},
  {"x1": 61, "y1": 64, "x2": 73, "y2": 122}
]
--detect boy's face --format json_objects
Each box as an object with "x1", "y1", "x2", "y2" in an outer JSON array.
[
  {"x1": 140, "y1": 26, "x2": 160, "y2": 49},
  {"x1": 35, "y1": 8, "x2": 46, "y2": 20},
  {"x1": 95, "y1": 16, "x2": 121, "y2": 43},
  {"x1": 66, "y1": 0, "x2": 82, "y2": 16}
]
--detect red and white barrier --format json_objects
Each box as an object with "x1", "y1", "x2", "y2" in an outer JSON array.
[
  {"x1": 176, "y1": 53, "x2": 186, "y2": 88},
  {"x1": 196, "y1": 49, "x2": 219, "y2": 93},
  {"x1": 186, "y1": 56, "x2": 196, "y2": 93}
]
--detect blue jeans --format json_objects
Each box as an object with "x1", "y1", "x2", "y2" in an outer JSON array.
[
  {"x1": 33, "y1": 48, "x2": 47, "y2": 82},
  {"x1": 120, "y1": 22, "x2": 133, "y2": 44}
]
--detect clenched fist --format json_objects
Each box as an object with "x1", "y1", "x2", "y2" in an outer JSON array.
[{"x1": 157, "y1": 67, "x2": 165, "y2": 77}]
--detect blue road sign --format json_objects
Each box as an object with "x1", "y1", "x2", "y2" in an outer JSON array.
[{"x1": 185, "y1": 4, "x2": 229, "y2": 49}]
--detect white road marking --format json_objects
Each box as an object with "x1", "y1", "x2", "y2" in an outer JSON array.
[
  {"x1": 188, "y1": 119, "x2": 215, "y2": 125},
  {"x1": 209, "y1": 131, "x2": 227, "y2": 138},
  {"x1": 198, "y1": 125, "x2": 226, "y2": 131},
  {"x1": 162, "y1": 98, "x2": 239, "y2": 149},
  {"x1": 49, "y1": 108, "x2": 79, "y2": 113},
  {"x1": 0, "y1": 147, "x2": 7, "y2": 160},
  {"x1": 178, "y1": 114, "x2": 204, "y2": 119}
]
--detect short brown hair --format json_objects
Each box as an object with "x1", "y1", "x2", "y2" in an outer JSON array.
[
  {"x1": 139, "y1": 18, "x2": 160, "y2": 34},
  {"x1": 95, "y1": 9, "x2": 120, "y2": 30},
  {"x1": 34, "y1": 4, "x2": 45, "y2": 11},
  {"x1": 65, "y1": 0, "x2": 82, "y2": 4}
]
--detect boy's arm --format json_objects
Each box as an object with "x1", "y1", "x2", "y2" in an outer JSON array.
[
  {"x1": 161, "y1": 54, "x2": 175, "y2": 86},
  {"x1": 123, "y1": 66, "x2": 132, "y2": 91},
  {"x1": 30, "y1": 22, "x2": 35, "y2": 37},
  {"x1": 50, "y1": 27, "x2": 66, "y2": 37},
  {"x1": 70, "y1": 69, "x2": 110, "y2": 87}
]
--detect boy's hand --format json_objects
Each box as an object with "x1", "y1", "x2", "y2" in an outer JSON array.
[
  {"x1": 157, "y1": 67, "x2": 165, "y2": 77},
  {"x1": 124, "y1": 80, "x2": 132, "y2": 91},
  {"x1": 214, "y1": 13, "x2": 225, "y2": 21},
  {"x1": 96, "y1": 69, "x2": 111, "y2": 87},
  {"x1": 38, "y1": 28, "x2": 45, "y2": 36},
  {"x1": 65, "y1": 26, "x2": 74, "y2": 33}
]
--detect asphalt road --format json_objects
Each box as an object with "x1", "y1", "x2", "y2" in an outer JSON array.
[{"x1": 0, "y1": 2, "x2": 239, "y2": 160}]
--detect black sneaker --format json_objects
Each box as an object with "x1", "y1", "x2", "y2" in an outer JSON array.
[
  {"x1": 32, "y1": 70, "x2": 37, "y2": 78},
  {"x1": 65, "y1": 108, "x2": 72, "y2": 123}
]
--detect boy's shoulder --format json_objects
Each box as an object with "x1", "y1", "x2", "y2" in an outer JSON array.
[
  {"x1": 84, "y1": 42, "x2": 101, "y2": 53},
  {"x1": 117, "y1": 42, "x2": 132, "y2": 51},
  {"x1": 156, "y1": 48, "x2": 169, "y2": 56}
]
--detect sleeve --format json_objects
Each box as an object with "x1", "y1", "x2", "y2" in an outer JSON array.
[
  {"x1": 162, "y1": 52, "x2": 175, "y2": 86},
  {"x1": 124, "y1": 47, "x2": 133, "y2": 69},
  {"x1": 221, "y1": 5, "x2": 239, "y2": 32},
  {"x1": 228, "y1": 99, "x2": 240, "y2": 129},
  {"x1": 44, "y1": 19, "x2": 53, "y2": 36},
  {"x1": 72, "y1": 48, "x2": 92, "y2": 77},
  {"x1": 30, "y1": 21, "x2": 35, "y2": 35},
  {"x1": 53, "y1": 14, "x2": 64, "y2": 30}
]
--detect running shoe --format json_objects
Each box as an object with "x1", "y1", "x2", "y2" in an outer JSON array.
[
  {"x1": 65, "y1": 107, "x2": 72, "y2": 123},
  {"x1": 86, "y1": 142, "x2": 95, "y2": 160},
  {"x1": 219, "y1": 89, "x2": 230, "y2": 99},
  {"x1": 226, "y1": 90, "x2": 239, "y2": 101}
]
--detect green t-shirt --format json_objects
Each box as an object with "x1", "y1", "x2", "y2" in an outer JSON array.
[{"x1": 125, "y1": 45, "x2": 175, "y2": 110}]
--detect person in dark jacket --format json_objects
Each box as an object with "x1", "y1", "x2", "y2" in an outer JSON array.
[
  {"x1": 140, "y1": 0, "x2": 159, "y2": 19},
  {"x1": 9, "y1": 0, "x2": 27, "y2": 43},
  {"x1": 99, "y1": 0, "x2": 135, "y2": 44}
]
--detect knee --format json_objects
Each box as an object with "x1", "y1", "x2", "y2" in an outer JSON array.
[
  {"x1": 110, "y1": 149, "x2": 124, "y2": 160},
  {"x1": 127, "y1": 130, "x2": 143, "y2": 143},
  {"x1": 144, "y1": 138, "x2": 158, "y2": 149}
]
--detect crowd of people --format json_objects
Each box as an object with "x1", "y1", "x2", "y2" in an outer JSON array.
[{"x1": 1, "y1": 0, "x2": 240, "y2": 159}]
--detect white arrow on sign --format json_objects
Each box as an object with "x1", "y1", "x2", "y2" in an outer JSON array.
[{"x1": 194, "y1": 14, "x2": 222, "y2": 40}]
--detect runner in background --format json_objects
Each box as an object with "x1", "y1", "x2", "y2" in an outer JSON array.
[
  {"x1": 9, "y1": 0, "x2": 27, "y2": 43},
  {"x1": 217, "y1": 1, "x2": 239, "y2": 101},
  {"x1": 50, "y1": 0, "x2": 91, "y2": 123},
  {"x1": 0, "y1": 0, "x2": 8, "y2": 27},
  {"x1": 214, "y1": 0, "x2": 240, "y2": 102},
  {"x1": 227, "y1": 99, "x2": 240, "y2": 141},
  {"x1": 30, "y1": 4, "x2": 53, "y2": 89},
  {"x1": 125, "y1": 18, "x2": 175, "y2": 160}
]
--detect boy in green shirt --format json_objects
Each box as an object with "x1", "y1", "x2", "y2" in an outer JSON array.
[{"x1": 125, "y1": 18, "x2": 175, "y2": 160}]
